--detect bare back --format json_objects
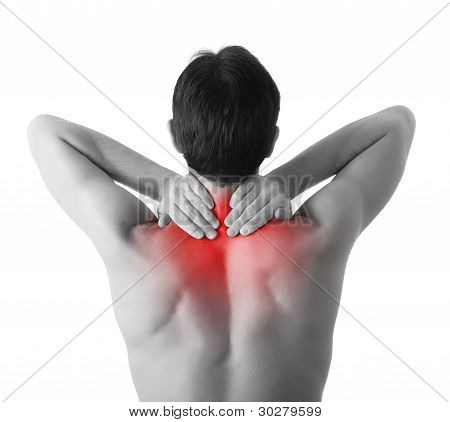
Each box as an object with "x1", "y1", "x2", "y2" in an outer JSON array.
[
  {"x1": 27, "y1": 107, "x2": 414, "y2": 402},
  {"x1": 106, "y1": 195, "x2": 354, "y2": 401}
]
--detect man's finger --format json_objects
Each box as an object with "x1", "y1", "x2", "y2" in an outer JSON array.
[
  {"x1": 184, "y1": 190, "x2": 220, "y2": 229},
  {"x1": 224, "y1": 186, "x2": 259, "y2": 227},
  {"x1": 170, "y1": 205, "x2": 204, "y2": 239},
  {"x1": 274, "y1": 203, "x2": 293, "y2": 220},
  {"x1": 240, "y1": 203, "x2": 274, "y2": 236},
  {"x1": 229, "y1": 178, "x2": 255, "y2": 208},
  {"x1": 177, "y1": 197, "x2": 217, "y2": 240},
  {"x1": 226, "y1": 196, "x2": 270, "y2": 237},
  {"x1": 158, "y1": 213, "x2": 171, "y2": 228},
  {"x1": 187, "y1": 174, "x2": 214, "y2": 209}
]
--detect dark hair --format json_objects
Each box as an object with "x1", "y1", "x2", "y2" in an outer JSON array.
[{"x1": 172, "y1": 46, "x2": 280, "y2": 177}]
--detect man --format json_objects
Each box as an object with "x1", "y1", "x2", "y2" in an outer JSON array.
[{"x1": 28, "y1": 46, "x2": 415, "y2": 401}]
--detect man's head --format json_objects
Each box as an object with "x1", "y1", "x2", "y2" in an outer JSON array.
[{"x1": 169, "y1": 46, "x2": 280, "y2": 179}]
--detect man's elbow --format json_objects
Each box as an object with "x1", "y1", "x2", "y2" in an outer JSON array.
[
  {"x1": 27, "y1": 114, "x2": 61, "y2": 156},
  {"x1": 27, "y1": 114, "x2": 55, "y2": 140},
  {"x1": 390, "y1": 105, "x2": 416, "y2": 141}
]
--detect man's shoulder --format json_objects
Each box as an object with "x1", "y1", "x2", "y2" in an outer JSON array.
[
  {"x1": 126, "y1": 216, "x2": 344, "y2": 262},
  {"x1": 300, "y1": 179, "x2": 363, "y2": 246}
]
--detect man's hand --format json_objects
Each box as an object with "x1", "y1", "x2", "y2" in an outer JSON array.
[
  {"x1": 224, "y1": 176, "x2": 293, "y2": 237},
  {"x1": 157, "y1": 174, "x2": 220, "y2": 239}
]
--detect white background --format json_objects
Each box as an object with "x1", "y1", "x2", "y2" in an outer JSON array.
[{"x1": 0, "y1": 0, "x2": 449, "y2": 420}]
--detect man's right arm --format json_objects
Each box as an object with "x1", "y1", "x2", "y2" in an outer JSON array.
[{"x1": 28, "y1": 115, "x2": 219, "y2": 248}]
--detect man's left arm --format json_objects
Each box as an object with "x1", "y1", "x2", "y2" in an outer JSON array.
[{"x1": 225, "y1": 106, "x2": 415, "y2": 236}]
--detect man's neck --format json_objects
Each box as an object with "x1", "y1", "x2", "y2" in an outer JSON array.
[
  {"x1": 189, "y1": 169, "x2": 255, "y2": 222},
  {"x1": 193, "y1": 175, "x2": 237, "y2": 222}
]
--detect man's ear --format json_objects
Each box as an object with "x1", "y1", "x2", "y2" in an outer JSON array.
[
  {"x1": 167, "y1": 119, "x2": 182, "y2": 153},
  {"x1": 265, "y1": 126, "x2": 280, "y2": 158}
]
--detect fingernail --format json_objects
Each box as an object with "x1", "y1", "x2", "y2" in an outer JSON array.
[
  {"x1": 241, "y1": 228, "x2": 249, "y2": 236},
  {"x1": 206, "y1": 231, "x2": 217, "y2": 240},
  {"x1": 194, "y1": 231, "x2": 204, "y2": 239},
  {"x1": 224, "y1": 219, "x2": 230, "y2": 227},
  {"x1": 227, "y1": 229, "x2": 235, "y2": 237},
  {"x1": 213, "y1": 220, "x2": 220, "y2": 229}
]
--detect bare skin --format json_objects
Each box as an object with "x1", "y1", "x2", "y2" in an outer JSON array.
[
  {"x1": 126, "y1": 189, "x2": 333, "y2": 401},
  {"x1": 28, "y1": 106, "x2": 415, "y2": 401}
]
